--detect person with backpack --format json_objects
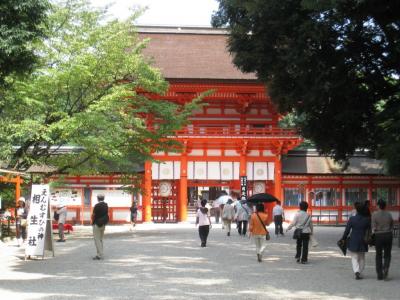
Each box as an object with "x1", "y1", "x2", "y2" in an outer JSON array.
[{"x1": 92, "y1": 194, "x2": 109, "y2": 260}]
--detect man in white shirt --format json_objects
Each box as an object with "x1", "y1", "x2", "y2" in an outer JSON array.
[
  {"x1": 56, "y1": 203, "x2": 68, "y2": 242},
  {"x1": 272, "y1": 200, "x2": 285, "y2": 236}
]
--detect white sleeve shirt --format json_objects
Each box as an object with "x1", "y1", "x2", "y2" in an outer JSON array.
[
  {"x1": 196, "y1": 210, "x2": 210, "y2": 226},
  {"x1": 272, "y1": 205, "x2": 284, "y2": 216}
]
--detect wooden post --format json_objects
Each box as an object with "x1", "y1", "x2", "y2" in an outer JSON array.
[
  {"x1": 143, "y1": 160, "x2": 152, "y2": 222},
  {"x1": 239, "y1": 154, "x2": 247, "y2": 177},
  {"x1": 274, "y1": 156, "x2": 282, "y2": 200},
  {"x1": 338, "y1": 176, "x2": 343, "y2": 223},
  {"x1": 179, "y1": 155, "x2": 188, "y2": 222},
  {"x1": 15, "y1": 175, "x2": 21, "y2": 206}
]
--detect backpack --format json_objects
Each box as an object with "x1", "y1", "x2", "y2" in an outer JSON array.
[
  {"x1": 54, "y1": 211, "x2": 60, "y2": 221},
  {"x1": 96, "y1": 214, "x2": 109, "y2": 226}
]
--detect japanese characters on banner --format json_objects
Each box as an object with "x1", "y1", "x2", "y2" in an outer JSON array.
[
  {"x1": 240, "y1": 176, "x2": 248, "y2": 200},
  {"x1": 26, "y1": 185, "x2": 50, "y2": 256}
]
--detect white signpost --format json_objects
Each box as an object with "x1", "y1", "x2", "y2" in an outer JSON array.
[{"x1": 25, "y1": 184, "x2": 54, "y2": 259}]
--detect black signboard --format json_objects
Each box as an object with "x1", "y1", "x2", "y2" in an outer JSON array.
[{"x1": 240, "y1": 176, "x2": 247, "y2": 200}]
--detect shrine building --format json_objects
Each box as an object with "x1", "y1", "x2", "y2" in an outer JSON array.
[{"x1": 39, "y1": 26, "x2": 399, "y2": 225}]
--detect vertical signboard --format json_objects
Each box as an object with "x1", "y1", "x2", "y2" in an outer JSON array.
[
  {"x1": 240, "y1": 176, "x2": 248, "y2": 200},
  {"x1": 25, "y1": 185, "x2": 54, "y2": 258}
]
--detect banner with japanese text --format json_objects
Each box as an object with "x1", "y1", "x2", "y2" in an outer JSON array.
[
  {"x1": 25, "y1": 185, "x2": 50, "y2": 256},
  {"x1": 240, "y1": 176, "x2": 248, "y2": 200}
]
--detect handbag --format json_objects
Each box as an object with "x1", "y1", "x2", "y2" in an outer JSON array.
[
  {"x1": 255, "y1": 213, "x2": 270, "y2": 240},
  {"x1": 364, "y1": 228, "x2": 375, "y2": 246},
  {"x1": 20, "y1": 219, "x2": 28, "y2": 227},
  {"x1": 292, "y1": 215, "x2": 311, "y2": 239},
  {"x1": 54, "y1": 211, "x2": 60, "y2": 221},
  {"x1": 293, "y1": 228, "x2": 302, "y2": 239},
  {"x1": 337, "y1": 238, "x2": 348, "y2": 256}
]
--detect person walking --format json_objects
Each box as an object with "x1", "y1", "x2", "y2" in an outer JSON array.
[
  {"x1": 372, "y1": 199, "x2": 394, "y2": 280},
  {"x1": 130, "y1": 201, "x2": 138, "y2": 230},
  {"x1": 286, "y1": 201, "x2": 313, "y2": 264},
  {"x1": 212, "y1": 199, "x2": 221, "y2": 224},
  {"x1": 215, "y1": 190, "x2": 230, "y2": 226},
  {"x1": 340, "y1": 202, "x2": 371, "y2": 280},
  {"x1": 15, "y1": 197, "x2": 28, "y2": 247},
  {"x1": 249, "y1": 203, "x2": 269, "y2": 262},
  {"x1": 92, "y1": 194, "x2": 109, "y2": 260},
  {"x1": 195, "y1": 199, "x2": 212, "y2": 247},
  {"x1": 56, "y1": 202, "x2": 67, "y2": 242},
  {"x1": 273, "y1": 200, "x2": 285, "y2": 236},
  {"x1": 236, "y1": 201, "x2": 251, "y2": 236},
  {"x1": 222, "y1": 198, "x2": 235, "y2": 236}
]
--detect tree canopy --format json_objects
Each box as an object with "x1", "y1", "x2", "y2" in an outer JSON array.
[
  {"x1": 212, "y1": 0, "x2": 400, "y2": 174},
  {"x1": 0, "y1": 0, "x2": 50, "y2": 85},
  {"x1": 0, "y1": 0, "x2": 200, "y2": 176}
]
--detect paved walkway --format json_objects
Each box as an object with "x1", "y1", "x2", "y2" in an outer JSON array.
[{"x1": 0, "y1": 222, "x2": 399, "y2": 300}]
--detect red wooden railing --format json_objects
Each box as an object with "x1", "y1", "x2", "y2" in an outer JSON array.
[{"x1": 162, "y1": 126, "x2": 299, "y2": 137}]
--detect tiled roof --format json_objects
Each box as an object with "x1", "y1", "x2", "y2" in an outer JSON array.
[
  {"x1": 138, "y1": 26, "x2": 257, "y2": 80},
  {"x1": 282, "y1": 150, "x2": 385, "y2": 175}
]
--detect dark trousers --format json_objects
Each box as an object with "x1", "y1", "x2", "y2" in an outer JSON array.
[
  {"x1": 198, "y1": 225, "x2": 210, "y2": 247},
  {"x1": 375, "y1": 232, "x2": 393, "y2": 277},
  {"x1": 274, "y1": 215, "x2": 284, "y2": 235},
  {"x1": 58, "y1": 223, "x2": 65, "y2": 240},
  {"x1": 237, "y1": 220, "x2": 248, "y2": 236},
  {"x1": 296, "y1": 233, "x2": 310, "y2": 262},
  {"x1": 16, "y1": 223, "x2": 27, "y2": 240}
]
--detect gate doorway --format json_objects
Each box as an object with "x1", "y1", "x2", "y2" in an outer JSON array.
[
  {"x1": 151, "y1": 180, "x2": 178, "y2": 223},
  {"x1": 188, "y1": 186, "x2": 224, "y2": 208},
  {"x1": 187, "y1": 180, "x2": 233, "y2": 209}
]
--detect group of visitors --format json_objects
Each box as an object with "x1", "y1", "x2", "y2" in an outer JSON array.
[
  {"x1": 339, "y1": 199, "x2": 394, "y2": 280},
  {"x1": 14, "y1": 190, "x2": 396, "y2": 278},
  {"x1": 196, "y1": 192, "x2": 395, "y2": 281}
]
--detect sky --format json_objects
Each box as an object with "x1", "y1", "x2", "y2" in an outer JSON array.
[{"x1": 89, "y1": 0, "x2": 219, "y2": 26}]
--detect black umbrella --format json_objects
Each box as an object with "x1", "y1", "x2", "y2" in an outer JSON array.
[
  {"x1": 337, "y1": 238, "x2": 347, "y2": 256},
  {"x1": 246, "y1": 193, "x2": 279, "y2": 204}
]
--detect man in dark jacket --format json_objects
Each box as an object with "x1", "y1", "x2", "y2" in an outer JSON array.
[{"x1": 92, "y1": 194, "x2": 109, "y2": 260}]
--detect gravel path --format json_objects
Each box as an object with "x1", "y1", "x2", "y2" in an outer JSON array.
[{"x1": 1, "y1": 223, "x2": 399, "y2": 300}]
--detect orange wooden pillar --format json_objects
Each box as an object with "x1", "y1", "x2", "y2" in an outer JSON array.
[
  {"x1": 15, "y1": 175, "x2": 21, "y2": 206},
  {"x1": 143, "y1": 160, "x2": 152, "y2": 222},
  {"x1": 239, "y1": 141, "x2": 248, "y2": 192},
  {"x1": 178, "y1": 154, "x2": 188, "y2": 222},
  {"x1": 240, "y1": 154, "x2": 247, "y2": 177},
  {"x1": 274, "y1": 156, "x2": 282, "y2": 200}
]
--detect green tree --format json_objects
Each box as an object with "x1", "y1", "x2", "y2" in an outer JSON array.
[
  {"x1": 0, "y1": 183, "x2": 17, "y2": 211},
  {"x1": 0, "y1": 0, "x2": 200, "y2": 177},
  {"x1": 212, "y1": 0, "x2": 400, "y2": 174},
  {"x1": 0, "y1": 0, "x2": 50, "y2": 85}
]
